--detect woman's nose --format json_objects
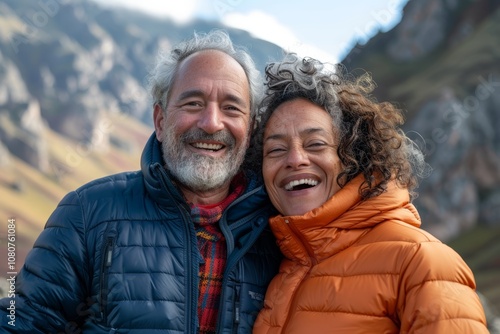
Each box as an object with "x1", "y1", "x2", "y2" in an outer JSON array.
[
  {"x1": 286, "y1": 145, "x2": 310, "y2": 168},
  {"x1": 198, "y1": 103, "x2": 224, "y2": 134}
]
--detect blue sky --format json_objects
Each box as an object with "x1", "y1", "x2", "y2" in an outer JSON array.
[{"x1": 93, "y1": 0, "x2": 409, "y2": 63}]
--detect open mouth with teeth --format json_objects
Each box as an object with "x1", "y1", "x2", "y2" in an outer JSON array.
[
  {"x1": 191, "y1": 142, "x2": 225, "y2": 152},
  {"x1": 284, "y1": 179, "x2": 319, "y2": 191}
]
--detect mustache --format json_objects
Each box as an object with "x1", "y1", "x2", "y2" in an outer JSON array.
[{"x1": 181, "y1": 129, "x2": 235, "y2": 148}]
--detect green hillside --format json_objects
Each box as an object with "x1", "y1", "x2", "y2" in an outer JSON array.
[{"x1": 0, "y1": 113, "x2": 151, "y2": 276}]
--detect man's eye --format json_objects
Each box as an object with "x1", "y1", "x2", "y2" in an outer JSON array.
[
  {"x1": 181, "y1": 101, "x2": 203, "y2": 110},
  {"x1": 223, "y1": 105, "x2": 245, "y2": 115}
]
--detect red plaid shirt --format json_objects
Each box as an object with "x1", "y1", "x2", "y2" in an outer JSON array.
[{"x1": 189, "y1": 173, "x2": 246, "y2": 334}]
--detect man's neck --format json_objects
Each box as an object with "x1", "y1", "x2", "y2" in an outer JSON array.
[{"x1": 179, "y1": 182, "x2": 232, "y2": 206}]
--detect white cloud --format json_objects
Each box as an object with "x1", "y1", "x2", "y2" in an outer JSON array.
[
  {"x1": 96, "y1": 0, "x2": 200, "y2": 24},
  {"x1": 222, "y1": 11, "x2": 296, "y2": 49},
  {"x1": 222, "y1": 10, "x2": 338, "y2": 64}
]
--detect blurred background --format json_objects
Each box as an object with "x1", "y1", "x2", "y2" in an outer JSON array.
[{"x1": 0, "y1": 0, "x2": 499, "y2": 330}]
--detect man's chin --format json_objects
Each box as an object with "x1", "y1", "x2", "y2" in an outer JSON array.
[
  {"x1": 171, "y1": 167, "x2": 233, "y2": 192},
  {"x1": 176, "y1": 176, "x2": 233, "y2": 195}
]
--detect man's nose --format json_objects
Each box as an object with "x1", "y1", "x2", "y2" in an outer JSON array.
[{"x1": 197, "y1": 103, "x2": 224, "y2": 134}]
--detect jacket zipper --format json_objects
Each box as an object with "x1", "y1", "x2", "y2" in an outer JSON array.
[
  {"x1": 182, "y1": 208, "x2": 196, "y2": 334},
  {"x1": 154, "y1": 163, "x2": 197, "y2": 333},
  {"x1": 216, "y1": 186, "x2": 268, "y2": 333},
  {"x1": 233, "y1": 284, "x2": 241, "y2": 327},
  {"x1": 230, "y1": 283, "x2": 241, "y2": 334},
  {"x1": 99, "y1": 236, "x2": 114, "y2": 323}
]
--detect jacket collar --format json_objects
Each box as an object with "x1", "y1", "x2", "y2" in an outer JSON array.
[
  {"x1": 141, "y1": 132, "x2": 186, "y2": 208},
  {"x1": 269, "y1": 175, "x2": 421, "y2": 264}
]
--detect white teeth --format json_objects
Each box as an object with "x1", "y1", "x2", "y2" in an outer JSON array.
[
  {"x1": 284, "y1": 179, "x2": 318, "y2": 191},
  {"x1": 192, "y1": 142, "x2": 223, "y2": 151}
]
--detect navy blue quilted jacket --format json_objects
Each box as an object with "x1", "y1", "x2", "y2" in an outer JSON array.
[{"x1": 0, "y1": 133, "x2": 281, "y2": 333}]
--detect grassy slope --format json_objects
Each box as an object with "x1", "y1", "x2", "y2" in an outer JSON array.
[{"x1": 0, "y1": 112, "x2": 151, "y2": 276}]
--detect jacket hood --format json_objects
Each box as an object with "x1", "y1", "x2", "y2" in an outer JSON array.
[{"x1": 269, "y1": 175, "x2": 421, "y2": 264}]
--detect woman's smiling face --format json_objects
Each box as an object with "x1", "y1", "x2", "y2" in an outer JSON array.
[{"x1": 262, "y1": 98, "x2": 343, "y2": 216}]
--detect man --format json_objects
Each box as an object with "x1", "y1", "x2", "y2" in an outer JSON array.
[{"x1": 0, "y1": 30, "x2": 281, "y2": 333}]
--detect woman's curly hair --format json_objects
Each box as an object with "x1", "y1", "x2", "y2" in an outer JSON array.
[{"x1": 247, "y1": 53, "x2": 430, "y2": 200}]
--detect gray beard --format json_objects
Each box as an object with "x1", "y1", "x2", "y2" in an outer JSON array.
[{"x1": 161, "y1": 126, "x2": 248, "y2": 193}]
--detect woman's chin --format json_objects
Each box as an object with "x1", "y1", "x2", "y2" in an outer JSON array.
[{"x1": 281, "y1": 204, "x2": 316, "y2": 217}]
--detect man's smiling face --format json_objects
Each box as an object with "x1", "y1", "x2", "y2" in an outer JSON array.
[{"x1": 154, "y1": 49, "x2": 251, "y2": 194}]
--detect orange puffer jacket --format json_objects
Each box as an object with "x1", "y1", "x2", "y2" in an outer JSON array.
[{"x1": 254, "y1": 176, "x2": 488, "y2": 334}]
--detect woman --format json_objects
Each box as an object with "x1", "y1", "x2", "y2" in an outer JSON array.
[{"x1": 250, "y1": 54, "x2": 488, "y2": 333}]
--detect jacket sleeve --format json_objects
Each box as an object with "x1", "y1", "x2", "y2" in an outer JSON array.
[
  {"x1": 398, "y1": 241, "x2": 489, "y2": 333},
  {"x1": 0, "y1": 191, "x2": 89, "y2": 333}
]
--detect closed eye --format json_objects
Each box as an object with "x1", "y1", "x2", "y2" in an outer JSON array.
[
  {"x1": 307, "y1": 141, "x2": 327, "y2": 149},
  {"x1": 264, "y1": 146, "x2": 287, "y2": 157}
]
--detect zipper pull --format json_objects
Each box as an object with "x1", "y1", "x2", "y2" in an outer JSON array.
[
  {"x1": 105, "y1": 240, "x2": 114, "y2": 266},
  {"x1": 234, "y1": 285, "x2": 240, "y2": 324}
]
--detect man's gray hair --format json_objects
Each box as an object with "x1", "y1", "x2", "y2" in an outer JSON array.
[{"x1": 147, "y1": 29, "x2": 263, "y2": 118}]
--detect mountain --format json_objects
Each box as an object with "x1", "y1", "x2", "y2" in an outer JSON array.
[
  {"x1": 343, "y1": 0, "x2": 500, "y2": 325},
  {"x1": 0, "y1": 0, "x2": 499, "y2": 328}
]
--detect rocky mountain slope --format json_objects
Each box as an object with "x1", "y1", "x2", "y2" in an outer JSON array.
[{"x1": 344, "y1": 0, "x2": 500, "y2": 238}]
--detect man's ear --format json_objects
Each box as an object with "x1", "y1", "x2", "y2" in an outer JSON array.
[{"x1": 153, "y1": 104, "x2": 164, "y2": 141}]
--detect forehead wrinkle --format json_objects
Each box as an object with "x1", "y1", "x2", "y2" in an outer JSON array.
[
  {"x1": 302, "y1": 127, "x2": 328, "y2": 136},
  {"x1": 177, "y1": 89, "x2": 204, "y2": 101},
  {"x1": 225, "y1": 93, "x2": 248, "y2": 108},
  {"x1": 264, "y1": 133, "x2": 285, "y2": 143},
  {"x1": 265, "y1": 127, "x2": 327, "y2": 142}
]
